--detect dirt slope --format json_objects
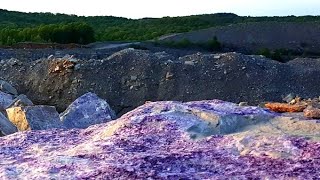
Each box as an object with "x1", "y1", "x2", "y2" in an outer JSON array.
[
  {"x1": 160, "y1": 21, "x2": 320, "y2": 53},
  {"x1": 1, "y1": 48, "x2": 320, "y2": 115}
]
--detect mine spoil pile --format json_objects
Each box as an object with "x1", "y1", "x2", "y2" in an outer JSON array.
[{"x1": 1, "y1": 48, "x2": 320, "y2": 115}]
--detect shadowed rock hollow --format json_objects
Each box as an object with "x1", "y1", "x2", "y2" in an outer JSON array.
[{"x1": 1, "y1": 100, "x2": 320, "y2": 179}]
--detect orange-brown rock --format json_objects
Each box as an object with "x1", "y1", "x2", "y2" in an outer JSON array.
[
  {"x1": 265, "y1": 102, "x2": 307, "y2": 113},
  {"x1": 49, "y1": 60, "x2": 75, "y2": 74},
  {"x1": 304, "y1": 108, "x2": 320, "y2": 119}
]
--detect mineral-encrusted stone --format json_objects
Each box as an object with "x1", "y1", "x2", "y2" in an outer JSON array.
[
  {"x1": 6, "y1": 106, "x2": 63, "y2": 131},
  {"x1": 0, "y1": 80, "x2": 18, "y2": 95},
  {"x1": 0, "y1": 112, "x2": 17, "y2": 135},
  {"x1": 1, "y1": 100, "x2": 320, "y2": 179},
  {"x1": 60, "y1": 92, "x2": 116, "y2": 129}
]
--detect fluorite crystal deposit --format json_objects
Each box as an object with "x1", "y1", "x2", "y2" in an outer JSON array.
[{"x1": 1, "y1": 100, "x2": 320, "y2": 179}]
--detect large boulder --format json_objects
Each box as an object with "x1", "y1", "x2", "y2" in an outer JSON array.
[
  {"x1": 0, "y1": 80, "x2": 18, "y2": 95},
  {"x1": 60, "y1": 92, "x2": 116, "y2": 129},
  {"x1": 1, "y1": 100, "x2": 320, "y2": 179},
  {"x1": 0, "y1": 112, "x2": 17, "y2": 135},
  {"x1": 6, "y1": 106, "x2": 63, "y2": 131}
]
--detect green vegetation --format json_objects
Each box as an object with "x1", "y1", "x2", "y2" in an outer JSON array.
[
  {"x1": 0, "y1": 22, "x2": 95, "y2": 45},
  {"x1": 1, "y1": 9, "x2": 320, "y2": 45},
  {"x1": 159, "y1": 39, "x2": 193, "y2": 49},
  {"x1": 258, "y1": 48, "x2": 272, "y2": 58},
  {"x1": 156, "y1": 36, "x2": 222, "y2": 51},
  {"x1": 204, "y1": 36, "x2": 221, "y2": 51},
  {"x1": 257, "y1": 48, "x2": 307, "y2": 62}
]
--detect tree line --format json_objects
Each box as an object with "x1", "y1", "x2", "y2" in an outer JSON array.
[
  {"x1": 1, "y1": 9, "x2": 320, "y2": 45},
  {"x1": 0, "y1": 22, "x2": 94, "y2": 45}
]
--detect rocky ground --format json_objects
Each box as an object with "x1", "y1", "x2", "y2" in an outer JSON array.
[
  {"x1": 1, "y1": 99, "x2": 320, "y2": 179},
  {"x1": 1, "y1": 47, "x2": 320, "y2": 116},
  {"x1": 1, "y1": 46, "x2": 320, "y2": 178}
]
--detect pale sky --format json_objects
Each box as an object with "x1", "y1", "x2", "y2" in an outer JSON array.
[{"x1": 1, "y1": 0, "x2": 319, "y2": 19}]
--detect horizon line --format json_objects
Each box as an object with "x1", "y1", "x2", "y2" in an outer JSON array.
[{"x1": 1, "y1": 8, "x2": 320, "y2": 20}]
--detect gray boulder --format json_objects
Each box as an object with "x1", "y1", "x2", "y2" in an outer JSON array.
[
  {"x1": 6, "y1": 106, "x2": 63, "y2": 131},
  {"x1": 6, "y1": 94, "x2": 34, "y2": 109},
  {"x1": 0, "y1": 80, "x2": 18, "y2": 95},
  {"x1": 0, "y1": 112, "x2": 17, "y2": 135},
  {"x1": 60, "y1": 92, "x2": 116, "y2": 129},
  {"x1": 0, "y1": 91, "x2": 13, "y2": 110}
]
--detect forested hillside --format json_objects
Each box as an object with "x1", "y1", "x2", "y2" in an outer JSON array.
[{"x1": 0, "y1": 9, "x2": 320, "y2": 45}]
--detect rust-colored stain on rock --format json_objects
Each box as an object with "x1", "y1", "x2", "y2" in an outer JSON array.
[{"x1": 265, "y1": 102, "x2": 307, "y2": 113}]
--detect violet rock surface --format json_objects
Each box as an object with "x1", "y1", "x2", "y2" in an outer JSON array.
[{"x1": 1, "y1": 100, "x2": 320, "y2": 179}]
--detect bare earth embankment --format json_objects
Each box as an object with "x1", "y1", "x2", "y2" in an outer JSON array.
[{"x1": 1, "y1": 47, "x2": 320, "y2": 115}]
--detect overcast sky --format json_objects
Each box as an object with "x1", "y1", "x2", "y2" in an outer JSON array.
[{"x1": 1, "y1": 0, "x2": 319, "y2": 19}]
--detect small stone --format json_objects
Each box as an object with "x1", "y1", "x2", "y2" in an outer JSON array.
[
  {"x1": 165, "y1": 72, "x2": 174, "y2": 80},
  {"x1": 289, "y1": 99, "x2": 297, "y2": 105},
  {"x1": 184, "y1": 61, "x2": 195, "y2": 66},
  {"x1": 6, "y1": 94, "x2": 33, "y2": 109},
  {"x1": 239, "y1": 102, "x2": 248, "y2": 106},
  {"x1": 0, "y1": 91, "x2": 13, "y2": 110},
  {"x1": 283, "y1": 93, "x2": 295, "y2": 103},
  {"x1": 0, "y1": 112, "x2": 17, "y2": 135},
  {"x1": 0, "y1": 80, "x2": 18, "y2": 95},
  {"x1": 74, "y1": 64, "x2": 81, "y2": 70},
  {"x1": 130, "y1": 75, "x2": 138, "y2": 81},
  {"x1": 47, "y1": 55, "x2": 54, "y2": 60},
  {"x1": 304, "y1": 107, "x2": 320, "y2": 119}
]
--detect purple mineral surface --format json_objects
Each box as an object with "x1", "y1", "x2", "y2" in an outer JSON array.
[{"x1": 1, "y1": 100, "x2": 320, "y2": 179}]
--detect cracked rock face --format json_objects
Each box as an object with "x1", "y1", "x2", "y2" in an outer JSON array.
[{"x1": 1, "y1": 100, "x2": 320, "y2": 179}]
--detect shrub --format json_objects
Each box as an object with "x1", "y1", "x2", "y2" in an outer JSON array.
[
  {"x1": 258, "y1": 48, "x2": 271, "y2": 58},
  {"x1": 206, "y1": 36, "x2": 221, "y2": 51},
  {"x1": 175, "y1": 38, "x2": 192, "y2": 48}
]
